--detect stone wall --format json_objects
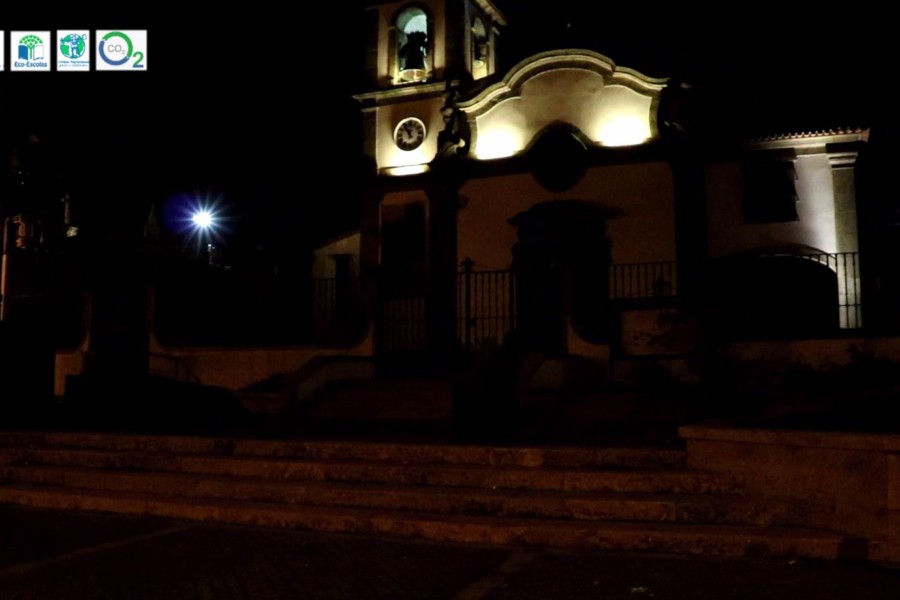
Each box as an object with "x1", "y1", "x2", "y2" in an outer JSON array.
[{"x1": 682, "y1": 424, "x2": 900, "y2": 563}]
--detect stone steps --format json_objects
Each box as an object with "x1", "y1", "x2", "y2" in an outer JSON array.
[
  {"x1": 0, "y1": 432, "x2": 855, "y2": 558},
  {"x1": 0, "y1": 484, "x2": 846, "y2": 559},
  {"x1": 0, "y1": 464, "x2": 792, "y2": 526},
  {"x1": 0, "y1": 447, "x2": 735, "y2": 493},
  {"x1": 0, "y1": 432, "x2": 686, "y2": 469}
]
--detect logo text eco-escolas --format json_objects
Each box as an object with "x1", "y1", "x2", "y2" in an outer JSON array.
[{"x1": 12, "y1": 31, "x2": 51, "y2": 71}]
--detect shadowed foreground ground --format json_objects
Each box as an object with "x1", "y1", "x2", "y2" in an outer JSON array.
[{"x1": 0, "y1": 505, "x2": 898, "y2": 600}]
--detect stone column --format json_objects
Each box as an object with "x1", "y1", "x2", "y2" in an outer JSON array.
[
  {"x1": 359, "y1": 182, "x2": 384, "y2": 353},
  {"x1": 425, "y1": 179, "x2": 460, "y2": 372},
  {"x1": 670, "y1": 153, "x2": 708, "y2": 308},
  {"x1": 828, "y1": 150, "x2": 861, "y2": 328},
  {"x1": 829, "y1": 151, "x2": 860, "y2": 254}
]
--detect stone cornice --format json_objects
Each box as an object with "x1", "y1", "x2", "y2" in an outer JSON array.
[
  {"x1": 747, "y1": 128, "x2": 870, "y2": 152},
  {"x1": 457, "y1": 49, "x2": 668, "y2": 118},
  {"x1": 472, "y1": 0, "x2": 507, "y2": 26},
  {"x1": 828, "y1": 151, "x2": 860, "y2": 168},
  {"x1": 354, "y1": 82, "x2": 449, "y2": 108}
]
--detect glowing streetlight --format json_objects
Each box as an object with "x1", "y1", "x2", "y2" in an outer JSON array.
[
  {"x1": 190, "y1": 209, "x2": 219, "y2": 265},
  {"x1": 163, "y1": 193, "x2": 230, "y2": 266},
  {"x1": 184, "y1": 202, "x2": 225, "y2": 266},
  {"x1": 192, "y1": 209, "x2": 214, "y2": 230}
]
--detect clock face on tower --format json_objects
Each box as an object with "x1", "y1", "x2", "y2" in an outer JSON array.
[{"x1": 394, "y1": 118, "x2": 426, "y2": 151}]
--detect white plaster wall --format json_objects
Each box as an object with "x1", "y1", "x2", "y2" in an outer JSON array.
[
  {"x1": 312, "y1": 232, "x2": 361, "y2": 279},
  {"x1": 707, "y1": 154, "x2": 837, "y2": 257},
  {"x1": 473, "y1": 70, "x2": 655, "y2": 159},
  {"x1": 795, "y1": 154, "x2": 838, "y2": 252},
  {"x1": 146, "y1": 335, "x2": 374, "y2": 392},
  {"x1": 55, "y1": 330, "x2": 376, "y2": 396},
  {"x1": 587, "y1": 85, "x2": 654, "y2": 146},
  {"x1": 376, "y1": 97, "x2": 444, "y2": 170}
]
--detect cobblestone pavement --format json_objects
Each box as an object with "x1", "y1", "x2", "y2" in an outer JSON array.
[{"x1": 1, "y1": 506, "x2": 899, "y2": 599}]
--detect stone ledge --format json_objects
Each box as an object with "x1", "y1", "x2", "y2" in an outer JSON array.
[{"x1": 680, "y1": 424, "x2": 900, "y2": 452}]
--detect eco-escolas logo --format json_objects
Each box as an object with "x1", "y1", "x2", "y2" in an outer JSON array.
[
  {"x1": 12, "y1": 31, "x2": 51, "y2": 71},
  {"x1": 96, "y1": 30, "x2": 147, "y2": 71},
  {"x1": 58, "y1": 31, "x2": 91, "y2": 71},
  {"x1": 19, "y1": 35, "x2": 44, "y2": 60}
]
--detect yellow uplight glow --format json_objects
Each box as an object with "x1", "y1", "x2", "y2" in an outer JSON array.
[
  {"x1": 475, "y1": 127, "x2": 525, "y2": 160},
  {"x1": 596, "y1": 116, "x2": 651, "y2": 147},
  {"x1": 384, "y1": 164, "x2": 431, "y2": 176}
]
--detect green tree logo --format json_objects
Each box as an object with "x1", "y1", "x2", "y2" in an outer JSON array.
[{"x1": 19, "y1": 35, "x2": 44, "y2": 60}]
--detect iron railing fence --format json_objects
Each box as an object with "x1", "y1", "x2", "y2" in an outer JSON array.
[{"x1": 311, "y1": 251, "x2": 863, "y2": 348}]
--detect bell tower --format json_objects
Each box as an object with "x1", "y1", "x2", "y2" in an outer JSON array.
[
  {"x1": 356, "y1": 0, "x2": 506, "y2": 173},
  {"x1": 362, "y1": 0, "x2": 505, "y2": 89}
]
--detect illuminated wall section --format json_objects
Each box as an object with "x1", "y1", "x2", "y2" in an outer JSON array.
[
  {"x1": 706, "y1": 127, "x2": 870, "y2": 259},
  {"x1": 705, "y1": 144, "x2": 868, "y2": 328},
  {"x1": 707, "y1": 154, "x2": 838, "y2": 258},
  {"x1": 473, "y1": 98, "x2": 528, "y2": 160},
  {"x1": 462, "y1": 51, "x2": 665, "y2": 160},
  {"x1": 375, "y1": 97, "x2": 444, "y2": 171},
  {"x1": 589, "y1": 86, "x2": 655, "y2": 147},
  {"x1": 794, "y1": 155, "x2": 838, "y2": 252}
]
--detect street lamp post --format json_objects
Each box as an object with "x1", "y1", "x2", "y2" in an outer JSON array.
[{"x1": 191, "y1": 209, "x2": 217, "y2": 266}]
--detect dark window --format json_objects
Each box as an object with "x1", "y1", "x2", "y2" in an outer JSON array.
[{"x1": 742, "y1": 159, "x2": 798, "y2": 223}]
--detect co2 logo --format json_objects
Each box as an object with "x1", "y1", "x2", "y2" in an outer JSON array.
[{"x1": 97, "y1": 30, "x2": 147, "y2": 70}]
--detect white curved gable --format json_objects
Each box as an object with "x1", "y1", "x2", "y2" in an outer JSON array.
[{"x1": 462, "y1": 51, "x2": 666, "y2": 160}]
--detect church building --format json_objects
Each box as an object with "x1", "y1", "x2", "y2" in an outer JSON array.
[{"x1": 312, "y1": 0, "x2": 869, "y2": 380}]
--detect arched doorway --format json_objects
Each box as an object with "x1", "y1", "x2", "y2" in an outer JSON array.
[{"x1": 509, "y1": 200, "x2": 613, "y2": 353}]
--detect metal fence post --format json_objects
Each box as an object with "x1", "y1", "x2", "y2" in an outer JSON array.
[{"x1": 462, "y1": 257, "x2": 473, "y2": 350}]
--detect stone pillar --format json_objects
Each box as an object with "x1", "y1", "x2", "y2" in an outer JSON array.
[
  {"x1": 362, "y1": 8, "x2": 380, "y2": 88},
  {"x1": 442, "y1": 0, "x2": 465, "y2": 80},
  {"x1": 670, "y1": 154, "x2": 708, "y2": 307},
  {"x1": 361, "y1": 109, "x2": 378, "y2": 164},
  {"x1": 359, "y1": 183, "x2": 384, "y2": 352},
  {"x1": 425, "y1": 180, "x2": 460, "y2": 372},
  {"x1": 828, "y1": 151, "x2": 860, "y2": 254},
  {"x1": 828, "y1": 150, "x2": 861, "y2": 328}
]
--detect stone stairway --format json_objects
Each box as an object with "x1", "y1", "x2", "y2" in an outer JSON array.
[{"x1": 0, "y1": 432, "x2": 853, "y2": 558}]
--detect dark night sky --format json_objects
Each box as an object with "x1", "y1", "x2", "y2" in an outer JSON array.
[{"x1": 0, "y1": 3, "x2": 893, "y2": 255}]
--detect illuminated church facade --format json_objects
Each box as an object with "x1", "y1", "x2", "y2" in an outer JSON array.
[
  {"x1": 309, "y1": 0, "x2": 870, "y2": 377},
  {"x1": 30, "y1": 0, "x2": 875, "y2": 397}
]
